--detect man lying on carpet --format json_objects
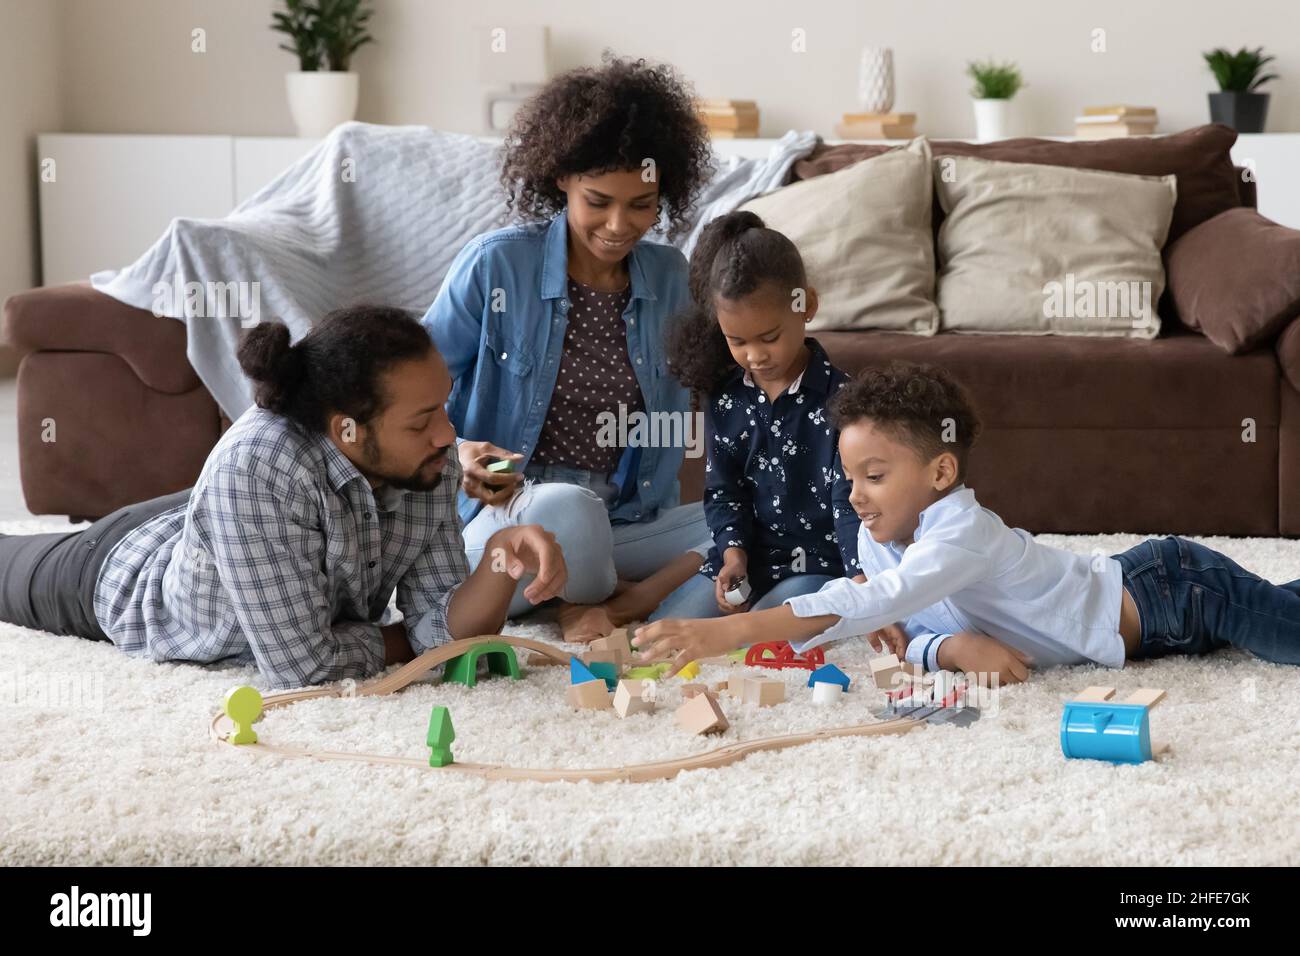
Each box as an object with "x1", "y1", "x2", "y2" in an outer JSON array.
[
  {"x1": 0, "y1": 306, "x2": 566, "y2": 690},
  {"x1": 633, "y1": 361, "x2": 1300, "y2": 682}
]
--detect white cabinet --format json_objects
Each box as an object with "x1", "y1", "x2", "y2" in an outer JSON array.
[{"x1": 36, "y1": 133, "x2": 320, "y2": 286}]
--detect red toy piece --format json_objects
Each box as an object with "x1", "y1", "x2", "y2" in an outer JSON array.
[{"x1": 743, "y1": 641, "x2": 825, "y2": 671}]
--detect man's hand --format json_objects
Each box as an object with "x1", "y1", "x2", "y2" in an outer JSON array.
[
  {"x1": 459, "y1": 441, "x2": 524, "y2": 507},
  {"x1": 631, "y1": 617, "x2": 747, "y2": 677},
  {"x1": 487, "y1": 524, "x2": 567, "y2": 605},
  {"x1": 937, "y1": 631, "x2": 1031, "y2": 685},
  {"x1": 866, "y1": 622, "x2": 909, "y2": 658},
  {"x1": 713, "y1": 547, "x2": 749, "y2": 614}
]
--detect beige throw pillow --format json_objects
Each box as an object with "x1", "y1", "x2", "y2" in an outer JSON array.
[
  {"x1": 739, "y1": 137, "x2": 938, "y2": 334},
  {"x1": 933, "y1": 155, "x2": 1176, "y2": 338}
]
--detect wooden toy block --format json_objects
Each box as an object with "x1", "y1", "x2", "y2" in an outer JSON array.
[
  {"x1": 594, "y1": 629, "x2": 633, "y2": 654},
  {"x1": 442, "y1": 641, "x2": 521, "y2": 688},
  {"x1": 870, "y1": 654, "x2": 903, "y2": 690},
  {"x1": 1122, "y1": 688, "x2": 1166, "y2": 709},
  {"x1": 614, "y1": 679, "x2": 656, "y2": 718},
  {"x1": 566, "y1": 679, "x2": 612, "y2": 710},
  {"x1": 709, "y1": 680, "x2": 729, "y2": 694},
  {"x1": 675, "y1": 692, "x2": 729, "y2": 735},
  {"x1": 676, "y1": 660, "x2": 701, "y2": 681},
  {"x1": 526, "y1": 653, "x2": 565, "y2": 667},
  {"x1": 812, "y1": 681, "x2": 844, "y2": 705},
  {"x1": 223, "y1": 686, "x2": 263, "y2": 745},
  {"x1": 582, "y1": 647, "x2": 628, "y2": 672},
  {"x1": 426, "y1": 705, "x2": 455, "y2": 767},
  {"x1": 742, "y1": 677, "x2": 785, "y2": 707},
  {"x1": 1073, "y1": 686, "x2": 1117, "y2": 703},
  {"x1": 681, "y1": 683, "x2": 709, "y2": 699}
]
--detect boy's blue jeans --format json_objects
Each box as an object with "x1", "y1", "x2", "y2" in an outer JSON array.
[{"x1": 1114, "y1": 536, "x2": 1300, "y2": 665}]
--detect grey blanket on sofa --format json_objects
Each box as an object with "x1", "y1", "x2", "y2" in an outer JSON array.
[{"x1": 89, "y1": 121, "x2": 817, "y2": 419}]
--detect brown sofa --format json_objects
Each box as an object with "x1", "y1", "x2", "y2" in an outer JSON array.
[{"x1": 5, "y1": 127, "x2": 1300, "y2": 535}]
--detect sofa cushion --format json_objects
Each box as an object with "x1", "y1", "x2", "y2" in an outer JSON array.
[
  {"x1": 739, "y1": 138, "x2": 937, "y2": 333},
  {"x1": 934, "y1": 157, "x2": 1175, "y2": 338},
  {"x1": 2, "y1": 281, "x2": 201, "y2": 394},
  {"x1": 792, "y1": 124, "x2": 1241, "y2": 244},
  {"x1": 1166, "y1": 207, "x2": 1300, "y2": 355}
]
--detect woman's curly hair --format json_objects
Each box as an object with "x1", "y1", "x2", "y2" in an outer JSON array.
[
  {"x1": 499, "y1": 51, "x2": 714, "y2": 241},
  {"x1": 666, "y1": 209, "x2": 808, "y2": 409},
  {"x1": 829, "y1": 361, "x2": 983, "y2": 481}
]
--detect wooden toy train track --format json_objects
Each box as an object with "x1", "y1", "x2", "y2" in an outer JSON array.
[{"x1": 209, "y1": 635, "x2": 923, "y2": 783}]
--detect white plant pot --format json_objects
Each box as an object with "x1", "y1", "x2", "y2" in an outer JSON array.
[
  {"x1": 285, "y1": 71, "x2": 359, "y2": 138},
  {"x1": 972, "y1": 98, "x2": 1010, "y2": 141}
]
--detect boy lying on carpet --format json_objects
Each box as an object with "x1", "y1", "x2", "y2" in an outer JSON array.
[
  {"x1": 0, "y1": 307, "x2": 566, "y2": 690},
  {"x1": 633, "y1": 360, "x2": 1300, "y2": 682}
]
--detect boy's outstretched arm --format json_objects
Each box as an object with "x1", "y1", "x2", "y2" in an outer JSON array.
[{"x1": 633, "y1": 605, "x2": 838, "y2": 675}]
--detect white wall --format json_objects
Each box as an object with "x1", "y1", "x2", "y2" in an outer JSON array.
[
  {"x1": 0, "y1": 0, "x2": 62, "y2": 376},
  {"x1": 56, "y1": 0, "x2": 1299, "y2": 138}
]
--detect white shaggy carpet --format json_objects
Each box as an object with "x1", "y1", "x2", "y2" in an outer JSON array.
[{"x1": 2, "y1": 518, "x2": 1299, "y2": 866}]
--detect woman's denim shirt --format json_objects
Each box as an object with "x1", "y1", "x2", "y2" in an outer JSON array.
[{"x1": 421, "y1": 210, "x2": 692, "y2": 528}]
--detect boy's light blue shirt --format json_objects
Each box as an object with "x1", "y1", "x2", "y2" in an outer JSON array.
[
  {"x1": 421, "y1": 211, "x2": 692, "y2": 528},
  {"x1": 784, "y1": 485, "x2": 1127, "y2": 671}
]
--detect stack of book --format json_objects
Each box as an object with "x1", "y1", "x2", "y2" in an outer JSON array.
[
  {"x1": 833, "y1": 112, "x2": 917, "y2": 139},
  {"x1": 697, "y1": 99, "x2": 759, "y2": 138},
  {"x1": 1074, "y1": 106, "x2": 1158, "y2": 139}
]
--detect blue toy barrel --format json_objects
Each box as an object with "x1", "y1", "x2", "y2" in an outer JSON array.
[{"x1": 1060, "y1": 701, "x2": 1153, "y2": 764}]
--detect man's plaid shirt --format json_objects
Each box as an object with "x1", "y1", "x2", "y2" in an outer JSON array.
[{"x1": 94, "y1": 406, "x2": 469, "y2": 689}]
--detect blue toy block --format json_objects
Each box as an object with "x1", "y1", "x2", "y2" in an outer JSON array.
[
  {"x1": 570, "y1": 657, "x2": 598, "y2": 685},
  {"x1": 1060, "y1": 687, "x2": 1165, "y2": 765},
  {"x1": 807, "y1": 663, "x2": 850, "y2": 690},
  {"x1": 587, "y1": 661, "x2": 619, "y2": 689}
]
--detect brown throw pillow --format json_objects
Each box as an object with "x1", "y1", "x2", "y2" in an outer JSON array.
[
  {"x1": 792, "y1": 124, "x2": 1240, "y2": 244},
  {"x1": 1165, "y1": 208, "x2": 1300, "y2": 354}
]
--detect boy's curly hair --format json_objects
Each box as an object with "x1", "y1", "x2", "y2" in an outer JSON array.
[
  {"x1": 829, "y1": 361, "x2": 983, "y2": 480},
  {"x1": 499, "y1": 51, "x2": 714, "y2": 241}
]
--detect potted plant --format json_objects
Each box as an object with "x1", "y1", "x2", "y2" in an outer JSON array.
[
  {"x1": 272, "y1": 0, "x2": 375, "y2": 138},
  {"x1": 967, "y1": 59, "x2": 1022, "y2": 141},
  {"x1": 1203, "y1": 46, "x2": 1277, "y2": 133}
]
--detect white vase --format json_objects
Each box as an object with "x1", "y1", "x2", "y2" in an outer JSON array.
[
  {"x1": 972, "y1": 98, "x2": 1010, "y2": 141},
  {"x1": 857, "y1": 47, "x2": 895, "y2": 114},
  {"x1": 285, "y1": 71, "x2": 359, "y2": 138}
]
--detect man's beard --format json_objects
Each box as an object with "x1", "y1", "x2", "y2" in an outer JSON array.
[{"x1": 362, "y1": 432, "x2": 447, "y2": 493}]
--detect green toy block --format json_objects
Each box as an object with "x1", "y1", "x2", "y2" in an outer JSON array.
[
  {"x1": 442, "y1": 641, "x2": 521, "y2": 688},
  {"x1": 625, "y1": 663, "x2": 670, "y2": 681},
  {"x1": 224, "y1": 685, "x2": 263, "y2": 745},
  {"x1": 426, "y1": 705, "x2": 455, "y2": 767}
]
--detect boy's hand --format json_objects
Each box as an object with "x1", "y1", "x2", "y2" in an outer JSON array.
[
  {"x1": 866, "y1": 622, "x2": 909, "y2": 658},
  {"x1": 938, "y1": 631, "x2": 1031, "y2": 685},
  {"x1": 632, "y1": 617, "x2": 745, "y2": 676},
  {"x1": 714, "y1": 548, "x2": 749, "y2": 614}
]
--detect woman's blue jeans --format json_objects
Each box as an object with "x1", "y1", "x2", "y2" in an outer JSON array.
[
  {"x1": 1114, "y1": 535, "x2": 1300, "y2": 665},
  {"x1": 462, "y1": 462, "x2": 711, "y2": 618}
]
